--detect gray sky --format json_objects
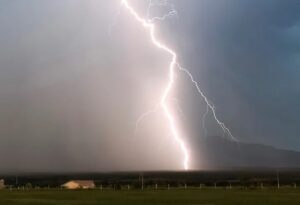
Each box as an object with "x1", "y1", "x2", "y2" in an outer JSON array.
[
  {"x1": 172, "y1": 0, "x2": 300, "y2": 151},
  {"x1": 0, "y1": 0, "x2": 299, "y2": 172}
]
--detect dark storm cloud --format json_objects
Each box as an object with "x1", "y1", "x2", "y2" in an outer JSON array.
[
  {"x1": 172, "y1": 0, "x2": 300, "y2": 150},
  {"x1": 0, "y1": 0, "x2": 299, "y2": 172}
]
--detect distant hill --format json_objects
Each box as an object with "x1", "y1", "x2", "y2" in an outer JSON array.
[{"x1": 195, "y1": 136, "x2": 300, "y2": 169}]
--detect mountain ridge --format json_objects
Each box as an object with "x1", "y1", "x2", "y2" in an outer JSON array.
[{"x1": 194, "y1": 136, "x2": 300, "y2": 169}]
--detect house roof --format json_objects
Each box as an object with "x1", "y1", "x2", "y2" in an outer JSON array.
[{"x1": 63, "y1": 180, "x2": 95, "y2": 187}]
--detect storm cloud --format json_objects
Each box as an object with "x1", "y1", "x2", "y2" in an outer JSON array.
[{"x1": 0, "y1": 0, "x2": 299, "y2": 172}]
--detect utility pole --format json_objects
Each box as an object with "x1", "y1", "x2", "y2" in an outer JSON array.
[
  {"x1": 140, "y1": 173, "x2": 144, "y2": 190},
  {"x1": 276, "y1": 171, "x2": 280, "y2": 189}
]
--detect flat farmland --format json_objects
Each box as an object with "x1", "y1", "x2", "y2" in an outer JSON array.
[{"x1": 0, "y1": 189, "x2": 300, "y2": 205}]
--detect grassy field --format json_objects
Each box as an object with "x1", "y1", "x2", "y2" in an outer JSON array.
[{"x1": 0, "y1": 189, "x2": 300, "y2": 205}]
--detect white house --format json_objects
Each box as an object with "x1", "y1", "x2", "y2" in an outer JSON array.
[
  {"x1": 0, "y1": 179, "x2": 5, "y2": 189},
  {"x1": 61, "y1": 180, "x2": 95, "y2": 189}
]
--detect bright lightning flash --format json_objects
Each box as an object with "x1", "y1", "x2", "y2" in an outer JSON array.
[
  {"x1": 121, "y1": 0, "x2": 237, "y2": 171},
  {"x1": 121, "y1": 0, "x2": 189, "y2": 170}
]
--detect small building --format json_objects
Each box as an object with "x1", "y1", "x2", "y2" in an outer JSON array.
[
  {"x1": 0, "y1": 179, "x2": 5, "y2": 189},
  {"x1": 61, "y1": 180, "x2": 95, "y2": 189}
]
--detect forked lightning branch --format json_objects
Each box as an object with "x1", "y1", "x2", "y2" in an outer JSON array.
[{"x1": 120, "y1": 0, "x2": 237, "y2": 170}]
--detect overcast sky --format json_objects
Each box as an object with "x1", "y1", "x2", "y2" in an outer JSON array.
[{"x1": 0, "y1": 0, "x2": 299, "y2": 172}]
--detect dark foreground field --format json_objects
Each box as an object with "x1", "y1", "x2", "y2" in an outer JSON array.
[{"x1": 0, "y1": 189, "x2": 300, "y2": 205}]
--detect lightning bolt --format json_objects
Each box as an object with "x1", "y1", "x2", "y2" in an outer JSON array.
[
  {"x1": 147, "y1": 0, "x2": 177, "y2": 22},
  {"x1": 178, "y1": 65, "x2": 237, "y2": 142},
  {"x1": 147, "y1": 0, "x2": 177, "y2": 23},
  {"x1": 134, "y1": 104, "x2": 159, "y2": 135},
  {"x1": 121, "y1": 0, "x2": 189, "y2": 170},
  {"x1": 120, "y1": 0, "x2": 237, "y2": 170}
]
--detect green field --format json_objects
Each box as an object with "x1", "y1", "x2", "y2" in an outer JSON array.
[{"x1": 0, "y1": 189, "x2": 300, "y2": 205}]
